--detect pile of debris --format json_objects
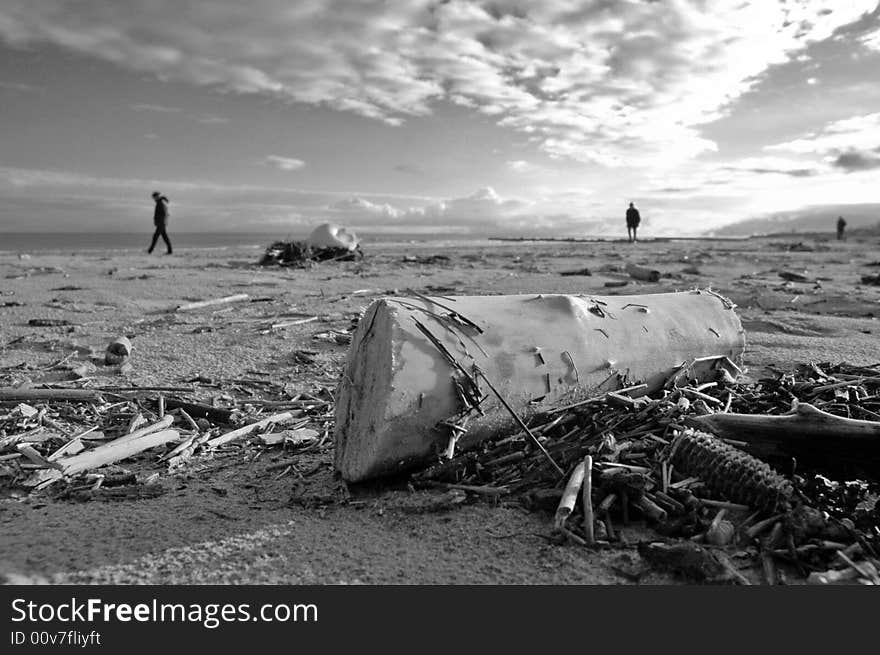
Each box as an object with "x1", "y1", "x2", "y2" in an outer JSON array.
[
  {"x1": 0, "y1": 383, "x2": 335, "y2": 501},
  {"x1": 408, "y1": 361, "x2": 880, "y2": 584},
  {"x1": 259, "y1": 241, "x2": 362, "y2": 267},
  {"x1": 259, "y1": 222, "x2": 363, "y2": 267}
]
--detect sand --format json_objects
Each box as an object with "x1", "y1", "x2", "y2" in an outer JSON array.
[{"x1": 1, "y1": 234, "x2": 878, "y2": 584}]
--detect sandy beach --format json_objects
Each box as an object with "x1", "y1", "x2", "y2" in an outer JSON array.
[{"x1": 1, "y1": 233, "x2": 878, "y2": 584}]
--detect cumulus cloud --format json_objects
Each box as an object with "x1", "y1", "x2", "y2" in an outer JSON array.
[
  {"x1": 832, "y1": 149, "x2": 880, "y2": 171},
  {"x1": 766, "y1": 112, "x2": 880, "y2": 174},
  {"x1": 0, "y1": 1, "x2": 874, "y2": 167},
  {"x1": 264, "y1": 155, "x2": 305, "y2": 171},
  {"x1": 860, "y1": 27, "x2": 880, "y2": 50}
]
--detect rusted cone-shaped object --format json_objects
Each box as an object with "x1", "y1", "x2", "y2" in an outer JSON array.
[
  {"x1": 105, "y1": 336, "x2": 132, "y2": 365},
  {"x1": 335, "y1": 290, "x2": 745, "y2": 482}
]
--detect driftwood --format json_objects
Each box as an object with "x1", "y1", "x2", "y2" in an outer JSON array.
[
  {"x1": 206, "y1": 411, "x2": 295, "y2": 448},
  {"x1": 689, "y1": 402, "x2": 880, "y2": 474},
  {"x1": 554, "y1": 461, "x2": 586, "y2": 529},
  {"x1": 163, "y1": 399, "x2": 236, "y2": 424},
  {"x1": 56, "y1": 429, "x2": 180, "y2": 476},
  {"x1": 115, "y1": 415, "x2": 174, "y2": 446},
  {"x1": 0, "y1": 388, "x2": 103, "y2": 402},
  {"x1": 626, "y1": 263, "x2": 661, "y2": 282},
  {"x1": 336, "y1": 290, "x2": 744, "y2": 482},
  {"x1": 582, "y1": 455, "x2": 595, "y2": 545},
  {"x1": 176, "y1": 294, "x2": 250, "y2": 312}
]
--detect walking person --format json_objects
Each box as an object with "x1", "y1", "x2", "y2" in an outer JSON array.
[
  {"x1": 836, "y1": 216, "x2": 846, "y2": 241},
  {"x1": 626, "y1": 202, "x2": 641, "y2": 243},
  {"x1": 147, "y1": 191, "x2": 173, "y2": 254}
]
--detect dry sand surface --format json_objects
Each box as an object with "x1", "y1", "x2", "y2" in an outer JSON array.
[{"x1": 1, "y1": 234, "x2": 878, "y2": 584}]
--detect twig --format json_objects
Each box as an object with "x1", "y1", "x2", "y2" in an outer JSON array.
[
  {"x1": 583, "y1": 455, "x2": 595, "y2": 545},
  {"x1": 475, "y1": 366, "x2": 564, "y2": 477}
]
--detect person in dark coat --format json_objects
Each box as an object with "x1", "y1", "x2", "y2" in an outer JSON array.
[
  {"x1": 147, "y1": 191, "x2": 173, "y2": 254},
  {"x1": 836, "y1": 216, "x2": 846, "y2": 241},
  {"x1": 626, "y1": 202, "x2": 641, "y2": 243}
]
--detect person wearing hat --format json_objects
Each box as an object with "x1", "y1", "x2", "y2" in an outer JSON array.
[{"x1": 147, "y1": 191, "x2": 173, "y2": 254}]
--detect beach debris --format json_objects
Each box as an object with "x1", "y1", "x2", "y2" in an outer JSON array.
[
  {"x1": 626, "y1": 263, "x2": 661, "y2": 282},
  {"x1": 57, "y1": 428, "x2": 180, "y2": 476},
  {"x1": 402, "y1": 254, "x2": 450, "y2": 265},
  {"x1": 259, "y1": 224, "x2": 362, "y2": 267},
  {"x1": 162, "y1": 398, "x2": 239, "y2": 424},
  {"x1": 0, "y1": 388, "x2": 103, "y2": 403},
  {"x1": 689, "y1": 402, "x2": 880, "y2": 476},
  {"x1": 28, "y1": 318, "x2": 72, "y2": 327},
  {"x1": 604, "y1": 281, "x2": 628, "y2": 288},
  {"x1": 307, "y1": 223, "x2": 359, "y2": 251},
  {"x1": 559, "y1": 267, "x2": 592, "y2": 276},
  {"x1": 176, "y1": 294, "x2": 250, "y2": 312},
  {"x1": 778, "y1": 270, "x2": 810, "y2": 282},
  {"x1": 206, "y1": 411, "x2": 296, "y2": 448},
  {"x1": 399, "y1": 357, "x2": 880, "y2": 583},
  {"x1": 335, "y1": 289, "x2": 745, "y2": 482},
  {"x1": 638, "y1": 541, "x2": 727, "y2": 582},
  {"x1": 259, "y1": 427, "x2": 319, "y2": 447},
  {"x1": 668, "y1": 429, "x2": 794, "y2": 511},
  {"x1": 104, "y1": 336, "x2": 132, "y2": 365}
]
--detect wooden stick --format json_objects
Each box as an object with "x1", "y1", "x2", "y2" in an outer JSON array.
[
  {"x1": 117, "y1": 415, "x2": 174, "y2": 446},
  {"x1": 163, "y1": 399, "x2": 236, "y2": 424},
  {"x1": 761, "y1": 552, "x2": 777, "y2": 585},
  {"x1": 0, "y1": 388, "x2": 103, "y2": 402},
  {"x1": 694, "y1": 498, "x2": 751, "y2": 512},
  {"x1": 555, "y1": 461, "x2": 586, "y2": 529},
  {"x1": 689, "y1": 402, "x2": 880, "y2": 473},
  {"x1": 206, "y1": 411, "x2": 294, "y2": 448},
  {"x1": 582, "y1": 455, "x2": 595, "y2": 545},
  {"x1": 57, "y1": 429, "x2": 180, "y2": 475},
  {"x1": 715, "y1": 551, "x2": 751, "y2": 585},
  {"x1": 439, "y1": 483, "x2": 509, "y2": 496},
  {"x1": 632, "y1": 495, "x2": 667, "y2": 522},
  {"x1": 16, "y1": 444, "x2": 58, "y2": 469},
  {"x1": 745, "y1": 513, "x2": 784, "y2": 540},
  {"x1": 271, "y1": 316, "x2": 319, "y2": 329},
  {"x1": 177, "y1": 408, "x2": 200, "y2": 433},
  {"x1": 476, "y1": 367, "x2": 564, "y2": 477},
  {"x1": 158, "y1": 394, "x2": 165, "y2": 418},
  {"x1": 176, "y1": 293, "x2": 250, "y2": 311}
]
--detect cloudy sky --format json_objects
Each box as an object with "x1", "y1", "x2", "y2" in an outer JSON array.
[{"x1": 1, "y1": 0, "x2": 879, "y2": 236}]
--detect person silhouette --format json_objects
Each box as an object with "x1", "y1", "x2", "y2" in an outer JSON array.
[
  {"x1": 836, "y1": 216, "x2": 846, "y2": 241},
  {"x1": 147, "y1": 191, "x2": 173, "y2": 254},
  {"x1": 626, "y1": 202, "x2": 641, "y2": 243}
]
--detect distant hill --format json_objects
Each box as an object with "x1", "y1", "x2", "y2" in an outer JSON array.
[{"x1": 709, "y1": 203, "x2": 880, "y2": 237}]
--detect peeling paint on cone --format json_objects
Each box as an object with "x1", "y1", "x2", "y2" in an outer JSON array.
[{"x1": 335, "y1": 290, "x2": 746, "y2": 483}]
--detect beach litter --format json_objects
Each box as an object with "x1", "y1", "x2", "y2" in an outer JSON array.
[
  {"x1": 625, "y1": 263, "x2": 661, "y2": 282},
  {"x1": 0, "y1": 378, "x2": 335, "y2": 500},
  {"x1": 259, "y1": 223, "x2": 363, "y2": 267},
  {"x1": 335, "y1": 289, "x2": 745, "y2": 482},
  {"x1": 401, "y1": 359, "x2": 880, "y2": 584},
  {"x1": 104, "y1": 336, "x2": 132, "y2": 365}
]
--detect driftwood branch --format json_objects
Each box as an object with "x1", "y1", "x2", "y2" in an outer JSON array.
[
  {"x1": 57, "y1": 429, "x2": 180, "y2": 476},
  {"x1": 175, "y1": 294, "x2": 250, "y2": 312},
  {"x1": 0, "y1": 388, "x2": 103, "y2": 403},
  {"x1": 206, "y1": 411, "x2": 295, "y2": 448},
  {"x1": 689, "y1": 402, "x2": 880, "y2": 474},
  {"x1": 163, "y1": 399, "x2": 236, "y2": 424}
]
